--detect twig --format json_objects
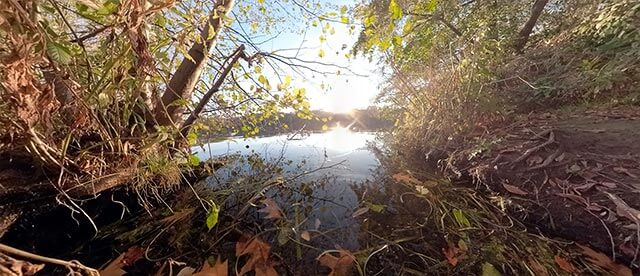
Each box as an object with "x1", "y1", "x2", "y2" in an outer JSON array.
[{"x1": 0, "y1": 243, "x2": 99, "y2": 275}]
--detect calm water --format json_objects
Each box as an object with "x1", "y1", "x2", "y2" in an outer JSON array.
[{"x1": 192, "y1": 128, "x2": 380, "y2": 251}]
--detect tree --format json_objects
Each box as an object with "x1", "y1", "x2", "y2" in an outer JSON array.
[
  {"x1": 0, "y1": 0, "x2": 350, "y2": 200},
  {"x1": 514, "y1": 0, "x2": 550, "y2": 53}
]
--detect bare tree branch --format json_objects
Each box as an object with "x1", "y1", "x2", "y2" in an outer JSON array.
[{"x1": 154, "y1": 0, "x2": 236, "y2": 127}]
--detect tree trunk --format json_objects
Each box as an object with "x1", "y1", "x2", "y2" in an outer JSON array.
[
  {"x1": 154, "y1": 0, "x2": 236, "y2": 127},
  {"x1": 514, "y1": 0, "x2": 549, "y2": 53}
]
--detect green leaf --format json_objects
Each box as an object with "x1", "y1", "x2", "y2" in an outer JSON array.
[
  {"x1": 340, "y1": 5, "x2": 347, "y2": 14},
  {"x1": 258, "y1": 75, "x2": 269, "y2": 86},
  {"x1": 188, "y1": 154, "x2": 200, "y2": 167},
  {"x1": 186, "y1": 131, "x2": 198, "y2": 145},
  {"x1": 365, "y1": 202, "x2": 385, "y2": 213},
  {"x1": 318, "y1": 49, "x2": 325, "y2": 58},
  {"x1": 389, "y1": 0, "x2": 403, "y2": 20},
  {"x1": 426, "y1": 0, "x2": 438, "y2": 13},
  {"x1": 206, "y1": 203, "x2": 220, "y2": 230},
  {"x1": 481, "y1": 263, "x2": 502, "y2": 276},
  {"x1": 452, "y1": 209, "x2": 471, "y2": 228},
  {"x1": 47, "y1": 41, "x2": 73, "y2": 64},
  {"x1": 340, "y1": 16, "x2": 349, "y2": 24}
]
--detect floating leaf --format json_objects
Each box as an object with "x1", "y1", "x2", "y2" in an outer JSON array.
[
  {"x1": 481, "y1": 262, "x2": 502, "y2": 276},
  {"x1": 301, "y1": 231, "x2": 311, "y2": 241},
  {"x1": 317, "y1": 250, "x2": 354, "y2": 276},
  {"x1": 258, "y1": 198, "x2": 284, "y2": 219},
  {"x1": 235, "y1": 236, "x2": 278, "y2": 276},
  {"x1": 502, "y1": 183, "x2": 528, "y2": 196},
  {"x1": 99, "y1": 253, "x2": 126, "y2": 276},
  {"x1": 206, "y1": 203, "x2": 220, "y2": 230},
  {"x1": 192, "y1": 257, "x2": 228, "y2": 276},
  {"x1": 365, "y1": 202, "x2": 385, "y2": 213}
]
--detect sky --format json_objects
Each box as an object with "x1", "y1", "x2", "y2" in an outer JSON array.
[{"x1": 241, "y1": 0, "x2": 382, "y2": 113}]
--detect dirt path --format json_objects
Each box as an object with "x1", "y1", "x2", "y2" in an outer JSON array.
[{"x1": 450, "y1": 107, "x2": 640, "y2": 267}]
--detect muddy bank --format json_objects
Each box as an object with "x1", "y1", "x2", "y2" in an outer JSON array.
[{"x1": 444, "y1": 107, "x2": 640, "y2": 267}]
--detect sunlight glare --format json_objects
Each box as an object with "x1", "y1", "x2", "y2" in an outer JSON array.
[{"x1": 325, "y1": 123, "x2": 366, "y2": 152}]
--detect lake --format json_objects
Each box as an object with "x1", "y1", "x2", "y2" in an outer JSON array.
[{"x1": 192, "y1": 127, "x2": 381, "y2": 251}]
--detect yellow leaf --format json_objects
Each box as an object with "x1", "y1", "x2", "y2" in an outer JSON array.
[{"x1": 301, "y1": 231, "x2": 311, "y2": 241}]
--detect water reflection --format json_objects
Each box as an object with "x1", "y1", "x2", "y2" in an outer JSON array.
[{"x1": 192, "y1": 128, "x2": 380, "y2": 252}]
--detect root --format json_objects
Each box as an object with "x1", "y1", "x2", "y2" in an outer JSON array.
[
  {"x1": 527, "y1": 149, "x2": 562, "y2": 171},
  {"x1": 512, "y1": 130, "x2": 555, "y2": 165}
]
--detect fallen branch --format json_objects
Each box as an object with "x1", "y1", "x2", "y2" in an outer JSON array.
[{"x1": 0, "y1": 243, "x2": 99, "y2": 275}]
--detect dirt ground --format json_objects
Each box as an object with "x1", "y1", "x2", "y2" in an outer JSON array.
[{"x1": 451, "y1": 106, "x2": 640, "y2": 267}]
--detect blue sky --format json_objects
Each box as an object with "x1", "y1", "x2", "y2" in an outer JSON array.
[{"x1": 234, "y1": 0, "x2": 381, "y2": 113}]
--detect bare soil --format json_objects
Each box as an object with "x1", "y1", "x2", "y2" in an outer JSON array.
[{"x1": 450, "y1": 106, "x2": 640, "y2": 266}]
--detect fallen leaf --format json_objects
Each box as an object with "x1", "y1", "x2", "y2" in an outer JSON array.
[
  {"x1": 301, "y1": 231, "x2": 311, "y2": 241},
  {"x1": 122, "y1": 246, "x2": 144, "y2": 266},
  {"x1": 502, "y1": 183, "x2": 528, "y2": 196},
  {"x1": 99, "y1": 253, "x2": 126, "y2": 276},
  {"x1": 481, "y1": 262, "x2": 502, "y2": 276},
  {"x1": 351, "y1": 207, "x2": 369, "y2": 218},
  {"x1": 555, "y1": 152, "x2": 566, "y2": 162},
  {"x1": 577, "y1": 244, "x2": 631, "y2": 276},
  {"x1": 527, "y1": 258, "x2": 549, "y2": 276},
  {"x1": 176, "y1": 267, "x2": 196, "y2": 276},
  {"x1": 258, "y1": 198, "x2": 283, "y2": 219},
  {"x1": 235, "y1": 236, "x2": 277, "y2": 276},
  {"x1": 317, "y1": 250, "x2": 354, "y2": 276},
  {"x1": 192, "y1": 257, "x2": 228, "y2": 276},
  {"x1": 452, "y1": 209, "x2": 471, "y2": 227},
  {"x1": 605, "y1": 192, "x2": 640, "y2": 223},
  {"x1": 613, "y1": 167, "x2": 638, "y2": 178},
  {"x1": 554, "y1": 255, "x2": 576, "y2": 273},
  {"x1": 442, "y1": 242, "x2": 461, "y2": 267},
  {"x1": 314, "y1": 218, "x2": 321, "y2": 230},
  {"x1": 568, "y1": 164, "x2": 581, "y2": 173},
  {"x1": 392, "y1": 173, "x2": 423, "y2": 186},
  {"x1": 415, "y1": 185, "x2": 429, "y2": 195},
  {"x1": 527, "y1": 155, "x2": 544, "y2": 166}
]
